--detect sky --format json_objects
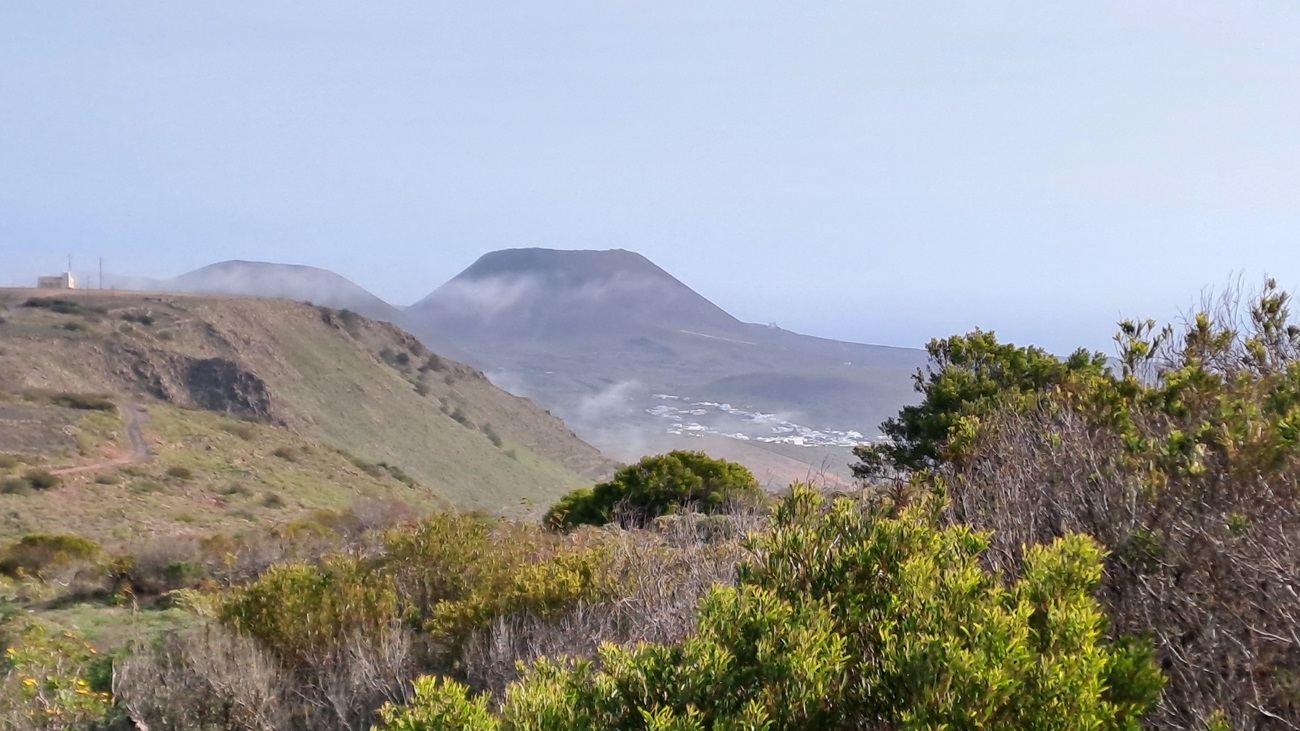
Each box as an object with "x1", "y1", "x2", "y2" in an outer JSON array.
[{"x1": 2, "y1": 3, "x2": 1297, "y2": 354}]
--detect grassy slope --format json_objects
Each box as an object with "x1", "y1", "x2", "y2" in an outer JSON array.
[
  {"x1": 0, "y1": 401, "x2": 446, "y2": 543},
  {"x1": 0, "y1": 291, "x2": 612, "y2": 520}
]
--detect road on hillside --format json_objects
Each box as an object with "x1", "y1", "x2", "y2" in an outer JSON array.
[{"x1": 50, "y1": 402, "x2": 150, "y2": 476}]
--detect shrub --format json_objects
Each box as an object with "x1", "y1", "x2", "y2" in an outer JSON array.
[
  {"x1": 350, "y1": 457, "x2": 386, "y2": 478},
  {"x1": 0, "y1": 533, "x2": 101, "y2": 577},
  {"x1": 109, "y1": 535, "x2": 211, "y2": 596},
  {"x1": 165, "y1": 465, "x2": 194, "y2": 481},
  {"x1": 262, "y1": 491, "x2": 285, "y2": 509},
  {"x1": 1, "y1": 478, "x2": 29, "y2": 495},
  {"x1": 221, "y1": 556, "x2": 401, "y2": 671},
  {"x1": 94, "y1": 472, "x2": 121, "y2": 485},
  {"x1": 481, "y1": 424, "x2": 503, "y2": 448},
  {"x1": 337, "y1": 308, "x2": 361, "y2": 336},
  {"x1": 271, "y1": 446, "x2": 298, "y2": 462},
  {"x1": 1, "y1": 620, "x2": 113, "y2": 729},
  {"x1": 21, "y1": 297, "x2": 95, "y2": 315},
  {"x1": 374, "y1": 677, "x2": 495, "y2": 731},
  {"x1": 937, "y1": 280, "x2": 1300, "y2": 730},
  {"x1": 131, "y1": 479, "x2": 165, "y2": 494},
  {"x1": 48, "y1": 393, "x2": 116, "y2": 411},
  {"x1": 851, "y1": 329, "x2": 1109, "y2": 477},
  {"x1": 419, "y1": 354, "x2": 445, "y2": 373},
  {"x1": 546, "y1": 451, "x2": 763, "y2": 529},
  {"x1": 220, "y1": 421, "x2": 256, "y2": 441},
  {"x1": 376, "y1": 487, "x2": 1161, "y2": 731},
  {"x1": 414, "y1": 381, "x2": 430, "y2": 397},
  {"x1": 378, "y1": 462, "x2": 416, "y2": 487},
  {"x1": 114, "y1": 624, "x2": 291, "y2": 731},
  {"x1": 379, "y1": 347, "x2": 411, "y2": 370},
  {"x1": 21, "y1": 470, "x2": 58, "y2": 491},
  {"x1": 450, "y1": 406, "x2": 472, "y2": 427}
]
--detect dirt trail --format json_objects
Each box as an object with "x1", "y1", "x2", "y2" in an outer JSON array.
[{"x1": 50, "y1": 403, "x2": 150, "y2": 476}]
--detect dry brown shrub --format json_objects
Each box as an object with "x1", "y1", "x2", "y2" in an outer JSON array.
[
  {"x1": 460, "y1": 508, "x2": 760, "y2": 696},
  {"x1": 114, "y1": 624, "x2": 292, "y2": 731}
]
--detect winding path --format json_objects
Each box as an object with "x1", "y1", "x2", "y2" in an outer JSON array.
[{"x1": 50, "y1": 402, "x2": 150, "y2": 476}]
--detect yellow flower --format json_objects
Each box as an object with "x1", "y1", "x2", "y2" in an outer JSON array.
[{"x1": 23, "y1": 677, "x2": 36, "y2": 687}]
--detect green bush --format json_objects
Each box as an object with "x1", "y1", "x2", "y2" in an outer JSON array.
[
  {"x1": 222, "y1": 556, "x2": 399, "y2": 669},
  {"x1": 220, "y1": 421, "x2": 257, "y2": 441},
  {"x1": 851, "y1": 330, "x2": 1109, "y2": 477},
  {"x1": 50, "y1": 393, "x2": 117, "y2": 411},
  {"x1": 376, "y1": 487, "x2": 1161, "y2": 731},
  {"x1": 450, "y1": 407, "x2": 472, "y2": 427},
  {"x1": 1, "y1": 478, "x2": 29, "y2": 495},
  {"x1": 21, "y1": 297, "x2": 102, "y2": 315},
  {"x1": 220, "y1": 513, "x2": 618, "y2": 679},
  {"x1": 1, "y1": 620, "x2": 113, "y2": 729},
  {"x1": 0, "y1": 533, "x2": 101, "y2": 577},
  {"x1": 22, "y1": 469, "x2": 58, "y2": 490},
  {"x1": 337, "y1": 308, "x2": 362, "y2": 336},
  {"x1": 546, "y1": 451, "x2": 763, "y2": 529},
  {"x1": 165, "y1": 465, "x2": 194, "y2": 481}
]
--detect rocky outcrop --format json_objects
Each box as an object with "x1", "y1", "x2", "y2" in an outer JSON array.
[{"x1": 184, "y1": 358, "x2": 274, "y2": 422}]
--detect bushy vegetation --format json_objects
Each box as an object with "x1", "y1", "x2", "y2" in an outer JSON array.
[
  {"x1": 20, "y1": 470, "x2": 58, "y2": 491},
  {"x1": 48, "y1": 394, "x2": 116, "y2": 412},
  {"x1": 855, "y1": 279, "x2": 1300, "y2": 730},
  {"x1": 0, "y1": 534, "x2": 100, "y2": 578},
  {"x1": 547, "y1": 451, "x2": 764, "y2": 528},
  {"x1": 20, "y1": 298, "x2": 104, "y2": 316},
  {"x1": 1, "y1": 620, "x2": 113, "y2": 731},
  {"x1": 376, "y1": 487, "x2": 1160, "y2": 731}
]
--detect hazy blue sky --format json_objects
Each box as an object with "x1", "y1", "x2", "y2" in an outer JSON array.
[{"x1": 2, "y1": 3, "x2": 1297, "y2": 353}]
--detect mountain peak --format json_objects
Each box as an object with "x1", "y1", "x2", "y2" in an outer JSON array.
[
  {"x1": 408, "y1": 248, "x2": 740, "y2": 338},
  {"x1": 456, "y1": 248, "x2": 671, "y2": 284},
  {"x1": 170, "y1": 260, "x2": 398, "y2": 321}
]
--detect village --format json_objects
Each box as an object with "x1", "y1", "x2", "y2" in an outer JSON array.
[{"x1": 647, "y1": 393, "x2": 880, "y2": 448}]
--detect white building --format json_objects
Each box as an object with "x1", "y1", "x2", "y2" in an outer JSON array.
[{"x1": 36, "y1": 272, "x2": 76, "y2": 289}]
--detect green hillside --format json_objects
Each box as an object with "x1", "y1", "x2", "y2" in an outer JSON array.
[{"x1": 0, "y1": 290, "x2": 613, "y2": 526}]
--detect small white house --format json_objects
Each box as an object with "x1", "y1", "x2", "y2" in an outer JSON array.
[{"x1": 36, "y1": 272, "x2": 76, "y2": 289}]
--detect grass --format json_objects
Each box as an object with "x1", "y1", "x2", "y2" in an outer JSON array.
[{"x1": 0, "y1": 404, "x2": 452, "y2": 544}]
